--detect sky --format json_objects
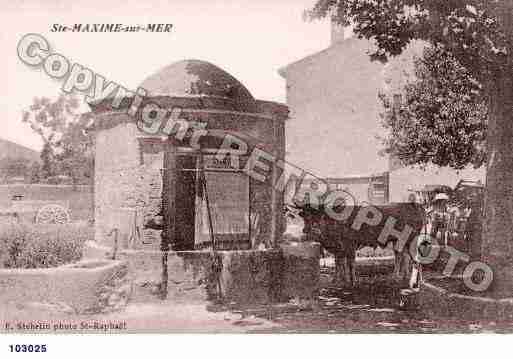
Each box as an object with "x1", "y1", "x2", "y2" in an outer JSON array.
[{"x1": 0, "y1": 0, "x2": 330, "y2": 151}]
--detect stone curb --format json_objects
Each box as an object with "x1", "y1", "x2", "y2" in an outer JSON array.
[{"x1": 419, "y1": 280, "x2": 513, "y2": 321}]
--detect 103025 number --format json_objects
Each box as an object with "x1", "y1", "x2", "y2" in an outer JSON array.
[{"x1": 8, "y1": 344, "x2": 47, "y2": 353}]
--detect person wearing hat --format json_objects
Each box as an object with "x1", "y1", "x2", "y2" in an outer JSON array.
[{"x1": 430, "y1": 192, "x2": 451, "y2": 246}]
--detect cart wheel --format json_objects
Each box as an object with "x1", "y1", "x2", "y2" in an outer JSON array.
[{"x1": 36, "y1": 204, "x2": 70, "y2": 224}]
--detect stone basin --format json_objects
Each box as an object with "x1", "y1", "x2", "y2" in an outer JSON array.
[
  {"x1": 84, "y1": 240, "x2": 321, "y2": 305},
  {"x1": 0, "y1": 259, "x2": 131, "y2": 314}
]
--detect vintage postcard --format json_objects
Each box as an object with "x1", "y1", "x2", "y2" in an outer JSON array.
[{"x1": 1, "y1": 0, "x2": 513, "y2": 352}]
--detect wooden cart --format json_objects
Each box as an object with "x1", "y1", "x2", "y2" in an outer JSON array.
[{"x1": 0, "y1": 195, "x2": 70, "y2": 224}]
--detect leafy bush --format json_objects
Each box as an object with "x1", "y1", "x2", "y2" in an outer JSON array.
[{"x1": 0, "y1": 223, "x2": 93, "y2": 269}]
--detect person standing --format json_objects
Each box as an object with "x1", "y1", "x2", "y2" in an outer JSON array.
[{"x1": 430, "y1": 193, "x2": 451, "y2": 246}]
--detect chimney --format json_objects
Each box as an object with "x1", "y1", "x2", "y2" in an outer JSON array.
[{"x1": 330, "y1": 17, "x2": 353, "y2": 45}]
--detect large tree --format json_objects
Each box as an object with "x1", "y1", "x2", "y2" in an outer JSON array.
[
  {"x1": 22, "y1": 93, "x2": 94, "y2": 188},
  {"x1": 40, "y1": 141, "x2": 57, "y2": 179},
  {"x1": 307, "y1": 0, "x2": 513, "y2": 298},
  {"x1": 380, "y1": 45, "x2": 487, "y2": 170}
]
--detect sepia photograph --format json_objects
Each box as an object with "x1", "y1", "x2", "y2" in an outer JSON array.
[{"x1": 1, "y1": 0, "x2": 513, "y2": 354}]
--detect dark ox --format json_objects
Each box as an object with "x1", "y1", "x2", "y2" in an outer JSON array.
[{"x1": 297, "y1": 203, "x2": 426, "y2": 286}]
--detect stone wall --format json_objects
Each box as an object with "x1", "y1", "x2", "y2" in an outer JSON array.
[
  {"x1": 94, "y1": 108, "x2": 288, "y2": 251},
  {"x1": 419, "y1": 281, "x2": 513, "y2": 321},
  {"x1": 92, "y1": 87, "x2": 289, "y2": 257},
  {"x1": 94, "y1": 122, "x2": 163, "y2": 250}
]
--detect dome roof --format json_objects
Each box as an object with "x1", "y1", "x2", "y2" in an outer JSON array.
[{"x1": 139, "y1": 59, "x2": 255, "y2": 110}]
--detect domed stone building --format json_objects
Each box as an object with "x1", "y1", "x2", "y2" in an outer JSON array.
[{"x1": 89, "y1": 60, "x2": 288, "y2": 253}]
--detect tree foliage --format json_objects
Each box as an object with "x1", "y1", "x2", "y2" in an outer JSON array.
[
  {"x1": 380, "y1": 45, "x2": 487, "y2": 170},
  {"x1": 40, "y1": 141, "x2": 56, "y2": 179},
  {"x1": 22, "y1": 93, "x2": 94, "y2": 186},
  {"x1": 305, "y1": 1, "x2": 510, "y2": 81}
]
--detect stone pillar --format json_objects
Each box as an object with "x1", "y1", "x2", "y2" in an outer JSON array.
[
  {"x1": 280, "y1": 242, "x2": 321, "y2": 303},
  {"x1": 162, "y1": 139, "x2": 178, "y2": 252}
]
